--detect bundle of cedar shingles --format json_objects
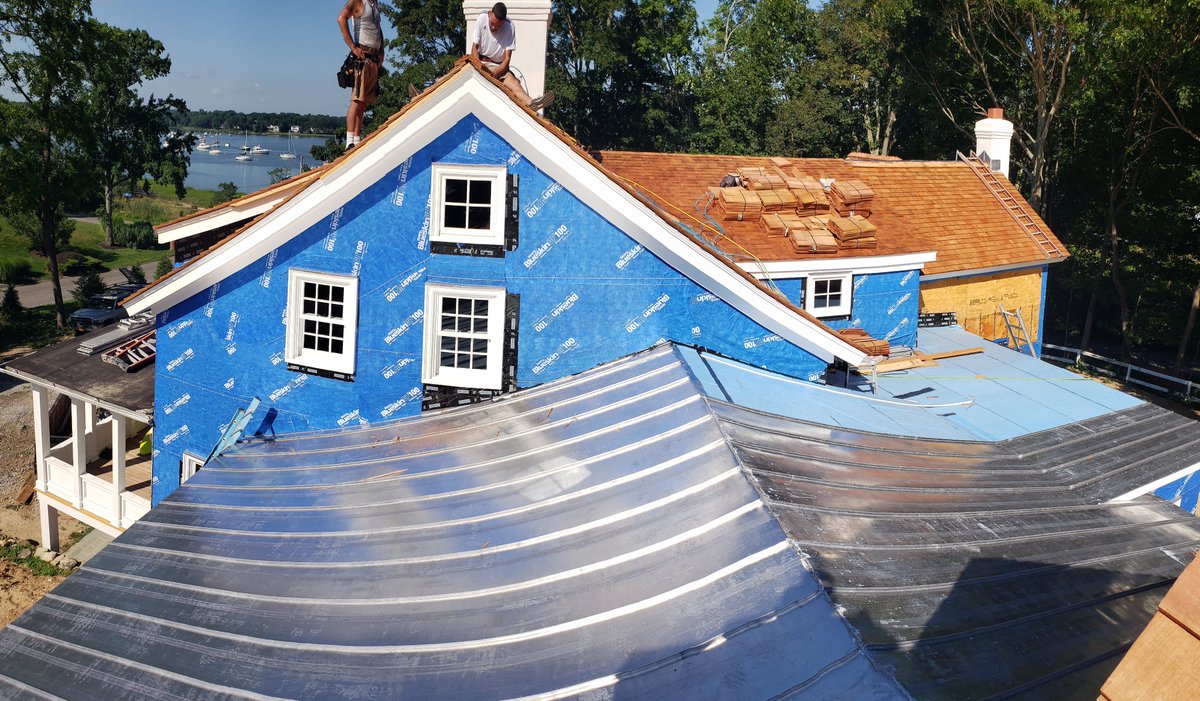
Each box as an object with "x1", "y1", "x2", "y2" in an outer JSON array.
[
  {"x1": 830, "y1": 179, "x2": 875, "y2": 218},
  {"x1": 827, "y1": 214, "x2": 878, "y2": 249},
  {"x1": 837, "y1": 327, "x2": 890, "y2": 357},
  {"x1": 710, "y1": 158, "x2": 882, "y2": 254}
]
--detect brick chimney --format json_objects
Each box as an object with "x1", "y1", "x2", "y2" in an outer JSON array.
[
  {"x1": 463, "y1": 0, "x2": 553, "y2": 100},
  {"x1": 975, "y1": 107, "x2": 1014, "y2": 179}
]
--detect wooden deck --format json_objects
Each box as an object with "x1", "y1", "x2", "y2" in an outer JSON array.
[{"x1": 86, "y1": 431, "x2": 153, "y2": 502}]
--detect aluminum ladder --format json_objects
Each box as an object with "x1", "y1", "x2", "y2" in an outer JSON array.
[
  {"x1": 956, "y1": 151, "x2": 1065, "y2": 259},
  {"x1": 999, "y1": 304, "x2": 1037, "y2": 357},
  {"x1": 205, "y1": 396, "x2": 261, "y2": 463}
]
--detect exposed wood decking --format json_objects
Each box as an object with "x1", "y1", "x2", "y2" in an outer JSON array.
[{"x1": 85, "y1": 432, "x2": 152, "y2": 502}]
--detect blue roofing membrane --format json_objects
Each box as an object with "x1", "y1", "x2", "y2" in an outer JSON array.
[{"x1": 682, "y1": 325, "x2": 1143, "y2": 442}]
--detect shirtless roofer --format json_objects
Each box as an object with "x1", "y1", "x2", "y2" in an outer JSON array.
[
  {"x1": 338, "y1": 0, "x2": 384, "y2": 149},
  {"x1": 469, "y1": 3, "x2": 554, "y2": 111}
]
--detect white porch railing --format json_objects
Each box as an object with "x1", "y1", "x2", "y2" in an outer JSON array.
[{"x1": 1041, "y1": 343, "x2": 1200, "y2": 404}]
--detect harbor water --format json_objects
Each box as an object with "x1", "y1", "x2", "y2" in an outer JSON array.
[{"x1": 183, "y1": 132, "x2": 332, "y2": 192}]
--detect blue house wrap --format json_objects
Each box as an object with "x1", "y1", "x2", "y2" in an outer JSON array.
[
  {"x1": 773, "y1": 269, "x2": 919, "y2": 350},
  {"x1": 151, "y1": 116, "x2": 866, "y2": 502}
]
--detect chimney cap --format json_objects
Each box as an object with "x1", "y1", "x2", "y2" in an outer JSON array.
[{"x1": 986, "y1": 107, "x2": 1004, "y2": 120}]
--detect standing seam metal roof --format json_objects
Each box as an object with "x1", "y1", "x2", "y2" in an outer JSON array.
[{"x1": 1, "y1": 345, "x2": 1199, "y2": 699}]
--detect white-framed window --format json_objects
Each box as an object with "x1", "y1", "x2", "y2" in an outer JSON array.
[
  {"x1": 285, "y1": 269, "x2": 359, "y2": 377},
  {"x1": 805, "y1": 273, "x2": 852, "y2": 318},
  {"x1": 422, "y1": 283, "x2": 507, "y2": 390},
  {"x1": 430, "y1": 163, "x2": 507, "y2": 246},
  {"x1": 181, "y1": 452, "x2": 205, "y2": 483}
]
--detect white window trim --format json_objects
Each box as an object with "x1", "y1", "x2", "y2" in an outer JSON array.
[
  {"x1": 285, "y1": 269, "x2": 359, "y2": 376},
  {"x1": 422, "y1": 283, "x2": 507, "y2": 390},
  {"x1": 181, "y1": 452, "x2": 205, "y2": 483},
  {"x1": 805, "y1": 272, "x2": 852, "y2": 318},
  {"x1": 430, "y1": 163, "x2": 507, "y2": 246}
]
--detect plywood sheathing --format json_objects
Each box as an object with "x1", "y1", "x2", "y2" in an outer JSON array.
[
  {"x1": 1100, "y1": 554, "x2": 1200, "y2": 701},
  {"x1": 596, "y1": 150, "x2": 1066, "y2": 276},
  {"x1": 918, "y1": 268, "x2": 1043, "y2": 342}
]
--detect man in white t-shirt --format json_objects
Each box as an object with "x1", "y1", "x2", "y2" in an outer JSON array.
[{"x1": 469, "y1": 2, "x2": 554, "y2": 111}]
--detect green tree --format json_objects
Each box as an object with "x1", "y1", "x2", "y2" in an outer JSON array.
[
  {"x1": 85, "y1": 21, "x2": 190, "y2": 247},
  {"x1": 0, "y1": 0, "x2": 97, "y2": 326},
  {"x1": 70, "y1": 269, "x2": 104, "y2": 306},
  {"x1": 937, "y1": 0, "x2": 1089, "y2": 215},
  {"x1": 813, "y1": 0, "x2": 917, "y2": 156},
  {"x1": 548, "y1": 0, "x2": 698, "y2": 151},
  {"x1": 267, "y1": 167, "x2": 292, "y2": 185},
  {"x1": 154, "y1": 257, "x2": 173, "y2": 280},
  {"x1": 0, "y1": 206, "x2": 74, "y2": 255},
  {"x1": 211, "y1": 182, "x2": 240, "y2": 206}
]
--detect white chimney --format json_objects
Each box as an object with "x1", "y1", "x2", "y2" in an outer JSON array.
[
  {"x1": 463, "y1": 0, "x2": 553, "y2": 100},
  {"x1": 975, "y1": 107, "x2": 1014, "y2": 179}
]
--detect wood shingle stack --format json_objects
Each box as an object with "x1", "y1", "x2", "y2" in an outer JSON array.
[
  {"x1": 830, "y1": 179, "x2": 875, "y2": 218},
  {"x1": 827, "y1": 215, "x2": 877, "y2": 249},
  {"x1": 837, "y1": 327, "x2": 890, "y2": 357},
  {"x1": 710, "y1": 186, "x2": 764, "y2": 221},
  {"x1": 786, "y1": 217, "x2": 839, "y2": 254},
  {"x1": 736, "y1": 166, "x2": 786, "y2": 191}
]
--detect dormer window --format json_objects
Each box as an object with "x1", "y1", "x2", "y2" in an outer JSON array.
[
  {"x1": 431, "y1": 164, "x2": 507, "y2": 246},
  {"x1": 805, "y1": 273, "x2": 852, "y2": 318}
]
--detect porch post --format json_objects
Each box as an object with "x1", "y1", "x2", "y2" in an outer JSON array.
[
  {"x1": 38, "y1": 498, "x2": 60, "y2": 552},
  {"x1": 84, "y1": 401, "x2": 97, "y2": 461},
  {"x1": 31, "y1": 385, "x2": 50, "y2": 491},
  {"x1": 70, "y1": 398, "x2": 87, "y2": 508},
  {"x1": 110, "y1": 414, "x2": 127, "y2": 528}
]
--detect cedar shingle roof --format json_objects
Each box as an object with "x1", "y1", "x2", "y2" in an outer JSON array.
[{"x1": 596, "y1": 151, "x2": 1067, "y2": 276}]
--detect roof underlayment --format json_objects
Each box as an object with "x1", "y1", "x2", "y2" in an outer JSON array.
[{"x1": 1, "y1": 345, "x2": 1199, "y2": 699}]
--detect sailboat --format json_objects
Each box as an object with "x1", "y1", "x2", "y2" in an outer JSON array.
[
  {"x1": 235, "y1": 130, "x2": 252, "y2": 161},
  {"x1": 279, "y1": 134, "x2": 297, "y2": 160}
]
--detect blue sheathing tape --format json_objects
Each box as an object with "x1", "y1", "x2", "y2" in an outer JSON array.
[
  {"x1": 151, "y1": 116, "x2": 832, "y2": 503},
  {"x1": 1156, "y1": 473, "x2": 1200, "y2": 515}
]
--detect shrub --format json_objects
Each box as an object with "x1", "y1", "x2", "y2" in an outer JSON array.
[
  {"x1": 113, "y1": 220, "x2": 156, "y2": 249},
  {"x1": 0, "y1": 285, "x2": 21, "y2": 321},
  {"x1": 154, "y1": 257, "x2": 174, "y2": 279},
  {"x1": 0, "y1": 258, "x2": 32, "y2": 286},
  {"x1": 126, "y1": 264, "x2": 147, "y2": 285},
  {"x1": 71, "y1": 270, "x2": 105, "y2": 306}
]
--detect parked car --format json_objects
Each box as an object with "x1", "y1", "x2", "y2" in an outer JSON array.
[{"x1": 70, "y1": 284, "x2": 143, "y2": 335}]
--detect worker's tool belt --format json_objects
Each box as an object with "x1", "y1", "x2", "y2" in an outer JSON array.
[
  {"x1": 336, "y1": 52, "x2": 359, "y2": 89},
  {"x1": 337, "y1": 46, "x2": 382, "y2": 89}
]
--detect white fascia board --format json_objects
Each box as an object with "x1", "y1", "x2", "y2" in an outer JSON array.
[
  {"x1": 157, "y1": 200, "x2": 277, "y2": 244},
  {"x1": 739, "y1": 251, "x2": 937, "y2": 279},
  {"x1": 0, "y1": 366, "x2": 152, "y2": 424},
  {"x1": 126, "y1": 70, "x2": 866, "y2": 365},
  {"x1": 921, "y1": 259, "x2": 1061, "y2": 282},
  {"x1": 125, "y1": 90, "x2": 473, "y2": 319}
]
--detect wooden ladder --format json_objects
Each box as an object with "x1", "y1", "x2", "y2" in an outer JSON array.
[
  {"x1": 999, "y1": 304, "x2": 1037, "y2": 357},
  {"x1": 957, "y1": 151, "x2": 1065, "y2": 259},
  {"x1": 101, "y1": 330, "x2": 157, "y2": 372}
]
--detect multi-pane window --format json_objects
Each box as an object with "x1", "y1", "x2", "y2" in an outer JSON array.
[
  {"x1": 431, "y1": 164, "x2": 506, "y2": 245},
  {"x1": 438, "y1": 296, "x2": 491, "y2": 371},
  {"x1": 805, "y1": 273, "x2": 851, "y2": 317},
  {"x1": 443, "y1": 178, "x2": 493, "y2": 232},
  {"x1": 286, "y1": 270, "x2": 358, "y2": 376},
  {"x1": 300, "y1": 281, "x2": 347, "y2": 355},
  {"x1": 423, "y1": 284, "x2": 505, "y2": 390}
]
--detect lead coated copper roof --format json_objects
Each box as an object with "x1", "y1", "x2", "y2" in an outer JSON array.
[{"x1": 1, "y1": 345, "x2": 1198, "y2": 699}]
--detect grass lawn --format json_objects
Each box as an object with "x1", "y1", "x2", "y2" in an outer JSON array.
[{"x1": 0, "y1": 216, "x2": 170, "y2": 281}]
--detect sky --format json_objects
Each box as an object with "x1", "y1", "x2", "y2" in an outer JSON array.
[{"x1": 92, "y1": 0, "x2": 722, "y2": 117}]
